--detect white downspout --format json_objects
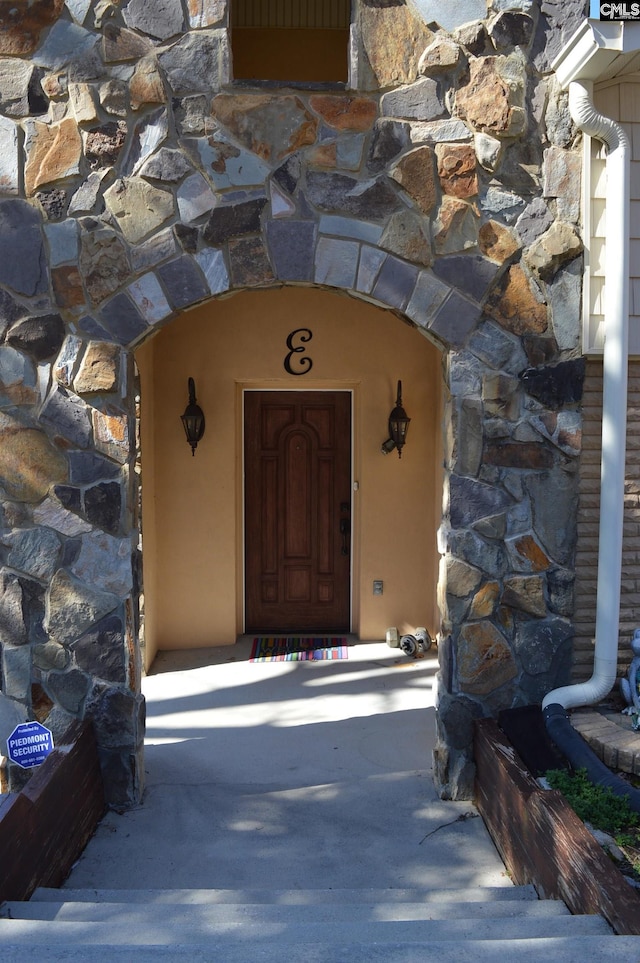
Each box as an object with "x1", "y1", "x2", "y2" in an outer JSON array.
[{"x1": 542, "y1": 81, "x2": 631, "y2": 711}]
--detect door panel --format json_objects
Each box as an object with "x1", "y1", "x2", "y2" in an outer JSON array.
[{"x1": 245, "y1": 391, "x2": 351, "y2": 632}]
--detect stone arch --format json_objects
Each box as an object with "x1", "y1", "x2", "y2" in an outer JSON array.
[
  {"x1": 101, "y1": 227, "x2": 482, "y2": 357},
  {"x1": 0, "y1": 0, "x2": 589, "y2": 808},
  {"x1": 0, "y1": 190, "x2": 584, "y2": 807},
  {"x1": 0, "y1": 193, "x2": 471, "y2": 806},
  {"x1": 121, "y1": 202, "x2": 470, "y2": 702}
]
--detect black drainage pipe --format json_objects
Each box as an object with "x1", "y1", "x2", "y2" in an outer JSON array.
[{"x1": 543, "y1": 702, "x2": 640, "y2": 814}]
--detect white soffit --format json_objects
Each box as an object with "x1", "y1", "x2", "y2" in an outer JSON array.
[{"x1": 553, "y1": 18, "x2": 640, "y2": 87}]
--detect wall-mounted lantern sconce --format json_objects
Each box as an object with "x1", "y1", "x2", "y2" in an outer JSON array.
[
  {"x1": 381, "y1": 380, "x2": 410, "y2": 459},
  {"x1": 181, "y1": 377, "x2": 205, "y2": 456}
]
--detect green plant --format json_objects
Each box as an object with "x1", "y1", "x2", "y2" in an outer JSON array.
[
  {"x1": 544, "y1": 768, "x2": 640, "y2": 882},
  {"x1": 545, "y1": 767, "x2": 640, "y2": 839}
]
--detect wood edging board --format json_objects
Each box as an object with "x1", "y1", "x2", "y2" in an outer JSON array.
[
  {"x1": 474, "y1": 717, "x2": 640, "y2": 936},
  {"x1": 0, "y1": 720, "x2": 106, "y2": 903}
]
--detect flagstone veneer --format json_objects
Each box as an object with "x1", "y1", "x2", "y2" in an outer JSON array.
[{"x1": 0, "y1": 0, "x2": 591, "y2": 806}]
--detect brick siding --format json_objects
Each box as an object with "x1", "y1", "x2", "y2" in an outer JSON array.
[{"x1": 574, "y1": 359, "x2": 640, "y2": 680}]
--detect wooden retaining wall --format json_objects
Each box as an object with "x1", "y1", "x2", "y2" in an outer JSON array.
[
  {"x1": 0, "y1": 720, "x2": 106, "y2": 903},
  {"x1": 474, "y1": 717, "x2": 640, "y2": 936}
]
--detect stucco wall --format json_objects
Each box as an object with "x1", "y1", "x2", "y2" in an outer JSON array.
[{"x1": 136, "y1": 286, "x2": 443, "y2": 665}]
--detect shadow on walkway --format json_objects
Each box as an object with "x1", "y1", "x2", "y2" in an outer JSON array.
[{"x1": 63, "y1": 640, "x2": 510, "y2": 893}]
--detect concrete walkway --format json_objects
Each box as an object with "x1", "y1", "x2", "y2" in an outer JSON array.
[{"x1": 63, "y1": 639, "x2": 511, "y2": 893}]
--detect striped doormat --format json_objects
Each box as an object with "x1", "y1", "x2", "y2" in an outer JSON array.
[{"x1": 250, "y1": 637, "x2": 349, "y2": 662}]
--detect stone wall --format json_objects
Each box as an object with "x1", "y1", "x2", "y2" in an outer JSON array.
[{"x1": 0, "y1": 0, "x2": 590, "y2": 805}]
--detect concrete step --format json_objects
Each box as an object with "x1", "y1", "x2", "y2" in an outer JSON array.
[
  {"x1": 3, "y1": 937, "x2": 640, "y2": 963},
  {"x1": 2, "y1": 897, "x2": 572, "y2": 924},
  {"x1": 31, "y1": 884, "x2": 540, "y2": 904},
  {"x1": 0, "y1": 913, "x2": 613, "y2": 944}
]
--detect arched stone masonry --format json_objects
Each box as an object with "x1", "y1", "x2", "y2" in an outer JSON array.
[{"x1": 0, "y1": 0, "x2": 588, "y2": 806}]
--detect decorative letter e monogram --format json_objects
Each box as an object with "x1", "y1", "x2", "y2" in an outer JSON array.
[{"x1": 284, "y1": 328, "x2": 313, "y2": 375}]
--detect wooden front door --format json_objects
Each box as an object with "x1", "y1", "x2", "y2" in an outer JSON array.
[{"x1": 245, "y1": 391, "x2": 351, "y2": 633}]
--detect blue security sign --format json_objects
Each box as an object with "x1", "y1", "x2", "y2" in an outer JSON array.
[{"x1": 7, "y1": 721, "x2": 54, "y2": 769}]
